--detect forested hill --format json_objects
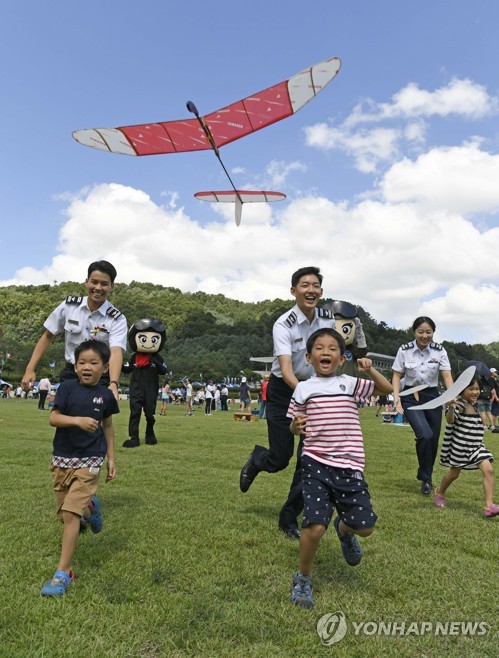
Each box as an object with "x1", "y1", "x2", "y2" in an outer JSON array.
[{"x1": 1, "y1": 281, "x2": 497, "y2": 382}]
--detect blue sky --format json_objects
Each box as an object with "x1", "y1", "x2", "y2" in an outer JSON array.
[{"x1": 1, "y1": 1, "x2": 498, "y2": 344}]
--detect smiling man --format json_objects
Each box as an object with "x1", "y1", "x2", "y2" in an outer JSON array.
[
  {"x1": 22, "y1": 260, "x2": 127, "y2": 400},
  {"x1": 239, "y1": 266, "x2": 336, "y2": 538}
]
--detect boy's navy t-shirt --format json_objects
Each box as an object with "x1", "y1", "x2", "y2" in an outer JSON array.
[{"x1": 52, "y1": 380, "x2": 119, "y2": 459}]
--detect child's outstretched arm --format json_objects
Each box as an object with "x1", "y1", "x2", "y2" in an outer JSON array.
[
  {"x1": 391, "y1": 370, "x2": 403, "y2": 414},
  {"x1": 357, "y1": 359, "x2": 393, "y2": 396},
  {"x1": 445, "y1": 397, "x2": 462, "y2": 423},
  {"x1": 102, "y1": 416, "x2": 116, "y2": 482},
  {"x1": 108, "y1": 347, "x2": 124, "y2": 401}
]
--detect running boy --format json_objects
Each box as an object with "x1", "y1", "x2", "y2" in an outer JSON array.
[
  {"x1": 287, "y1": 328, "x2": 393, "y2": 608},
  {"x1": 40, "y1": 340, "x2": 119, "y2": 597}
]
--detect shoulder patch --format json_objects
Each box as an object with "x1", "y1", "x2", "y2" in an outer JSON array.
[
  {"x1": 106, "y1": 306, "x2": 122, "y2": 320},
  {"x1": 65, "y1": 295, "x2": 83, "y2": 305},
  {"x1": 285, "y1": 311, "x2": 297, "y2": 328},
  {"x1": 430, "y1": 342, "x2": 442, "y2": 350},
  {"x1": 317, "y1": 308, "x2": 333, "y2": 319},
  {"x1": 401, "y1": 341, "x2": 415, "y2": 350}
]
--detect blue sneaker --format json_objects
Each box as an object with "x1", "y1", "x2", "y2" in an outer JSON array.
[
  {"x1": 88, "y1": 496, "x2": 103, "y2": 533},
  {"x1": 40, "y1": 570, "x2": 74, "y2": 597},
  {"x1": 334, "y1": 516, "x2": 362, "y2": 566},
  {"x1": 291, "y1": 572, "x2": 314, "y2": 608}
]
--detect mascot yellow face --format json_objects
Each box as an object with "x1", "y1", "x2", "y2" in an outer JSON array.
[
  {"x1": 335, "y1": 317, "x2": 356, "y2": 346},
  {"x1": 135, "y1": 332, "x2": 162, "y2": 353},
  {"x1": 328, "y1": 300, "x2": 367, "y2": 362},
  {"x1": 128, "y1": 318, "x2": 166, "y2": 353}
]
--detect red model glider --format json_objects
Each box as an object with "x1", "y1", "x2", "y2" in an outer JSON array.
[{"x1": 73, "y1": 56, "x2": 341, "y2": 224}]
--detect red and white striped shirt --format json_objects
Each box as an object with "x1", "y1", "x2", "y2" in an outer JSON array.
[{"x1": 287, "y1": 375, "x2": 375, "y2": 471}]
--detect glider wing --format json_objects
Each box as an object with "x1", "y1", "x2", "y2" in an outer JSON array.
[
  {"x1": 72, "y1": 57, "x2": 341, "y2": 156},
  {"x1": 195, "y1": 190, "x2": 285, "y2": 226},
  {"x1": 407, "y1": 366, "x2": 476, "y2": 411},
  {"x1": 398, "y1": 384, "x2": 429, "y2": 397},
  {"x1": 194, "y1": 191, "x2": 286, "y2": 203}
]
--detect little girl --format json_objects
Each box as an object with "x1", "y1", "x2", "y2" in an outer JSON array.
[
  {"x1": 159, "y1": 380, "x2": 170, "y2": 416},
  {"x1": 434, "y1": 375, "x2": 499, "y2": 517}
]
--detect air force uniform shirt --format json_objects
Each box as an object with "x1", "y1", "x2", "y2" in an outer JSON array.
[
  {"x1": 44, "y1": 296, "x2": 128, "y2": 364},
  {"x1": 271, "y1": 304, "x2": 335, "y2": 381},
  {"x1": 392, "y1": 341, "x2": 451, "y2": 388}
]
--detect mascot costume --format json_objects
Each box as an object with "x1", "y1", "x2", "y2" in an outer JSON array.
[
  {"x1": 325, "y1": 300, "x2": 368, "y2": 375},
  {"x1": 122, "y1": 318, "x2": 167, "y2": 448}
]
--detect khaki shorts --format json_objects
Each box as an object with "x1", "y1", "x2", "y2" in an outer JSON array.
[{"x1": 50, "y1": 465, "x2": 100, "y2": 518}]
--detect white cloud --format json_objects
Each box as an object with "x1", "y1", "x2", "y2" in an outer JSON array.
[
  {"x1": 2, "y1": 180, "x2": 498, "y2": 345},
  {"x1": 345, "y1": 78, "x2": 498, "y2": 127},
  {"x1": 404, "y1": 120, "x2": 427, "y2": 144},
  {"x1": 263, "y1": 159, "x2": 307, "y2": 187},
  {"x1": 233, "y1": 159, "x2": 308, "y2": 191},
  {"x1": 417, "y1": 283, "x2": 499, "y2": 346},
  {"x1": 159, "y1": 190, "x2": 180, "y2": 210},
  {"x1": 305, "y1": 78, "x2": 499, "y2": 173},
  {"x1": 305, "y1": 124, "x2": 400, "y2": 173},
  {"x1": 380, "y1": 141, "x2": 499, "y2": 213}
]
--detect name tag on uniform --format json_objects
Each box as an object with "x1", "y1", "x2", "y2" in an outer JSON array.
[{"x1": 89, "y1": 466, "x2": 100, "y2": 475}]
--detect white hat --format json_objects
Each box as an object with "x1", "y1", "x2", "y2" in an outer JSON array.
[
  {"x1": 491, "y1": 367, "x2": 497, "y2": 373},
  {"x1": 241, "y1": 377, "x2": 247, "y2": 383}
]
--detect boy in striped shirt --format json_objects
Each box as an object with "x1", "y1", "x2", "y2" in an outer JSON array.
[{"x1": 287, "y1": 328, "x2": 392, "y2": 608}]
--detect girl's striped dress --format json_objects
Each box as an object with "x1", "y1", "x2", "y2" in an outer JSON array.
[{"x1": 440, "y1": 404, "x2": 494, "y2": 469}]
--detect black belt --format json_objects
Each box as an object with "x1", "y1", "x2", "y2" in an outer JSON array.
[
  {"x1": 270, "y1": 373, "x2": 308, "y2": 383},
  {"x1": 402, "y1": 386, "x2": 438, "y2": 393}
]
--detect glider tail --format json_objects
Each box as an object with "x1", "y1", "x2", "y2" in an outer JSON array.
[{"x1": 235, "y1": 196, "x2": 243, "y2": 226}]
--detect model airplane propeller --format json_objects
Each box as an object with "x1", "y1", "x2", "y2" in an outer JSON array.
[{"x1": 73, "y1": 56, "x2": 341, "y2": 225}]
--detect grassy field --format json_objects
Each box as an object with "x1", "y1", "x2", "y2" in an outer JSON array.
[{"x1": 0, "y1": 399, "x2": 497, "y2": 657}]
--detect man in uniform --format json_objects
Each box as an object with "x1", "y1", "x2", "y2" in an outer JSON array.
[
  {"x1": 22, "y1": 260, "x2": 127, "y2": 401},
  {"x1": 239, "y1": 266, "x2": 335, "y2": 539}
]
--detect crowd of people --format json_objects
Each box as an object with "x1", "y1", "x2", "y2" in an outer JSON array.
[
  {"x1": 13, "y1": 260, "x2": 498, "y2": 606},
  {"x1": 158, "y1": 380, "x2": 243, "y2": 415}
]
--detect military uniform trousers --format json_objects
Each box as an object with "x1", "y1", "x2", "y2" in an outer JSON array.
[
  {"x1": 401, "y1": 387, "x2": 442, "y2": 482},
  {"x1": 252, "y1": 374, "x2": 304, "y2": 528}
]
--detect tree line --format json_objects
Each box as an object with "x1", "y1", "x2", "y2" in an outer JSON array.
[{"x1": 0, "y1": 281, "x2": 497, "y2": 384}]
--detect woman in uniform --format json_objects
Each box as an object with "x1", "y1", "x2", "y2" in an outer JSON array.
[{"x1": 392, "y1": 317, "x2": 453, "y2": 495}]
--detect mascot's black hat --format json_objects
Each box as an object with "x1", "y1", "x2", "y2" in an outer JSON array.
[
  {"x1": 128, "y1": 318, "x2": 167, "y2": 351},
  {"x1": 330, "y1": 300, "x2": 358, "y2": 318}
]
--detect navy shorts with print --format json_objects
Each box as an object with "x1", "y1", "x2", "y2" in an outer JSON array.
[{"x1": 301, "y1": 454, "x2": 377, "y2": 530}]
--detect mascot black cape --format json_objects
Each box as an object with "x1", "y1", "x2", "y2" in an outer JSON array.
[{"x1": 122, "y1": 319, "x2": 167, "y2": 448}]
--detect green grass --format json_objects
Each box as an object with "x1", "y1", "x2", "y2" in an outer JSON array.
[{"x1": 0, "y1": 400, "x2": 497, "y2": 657}]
